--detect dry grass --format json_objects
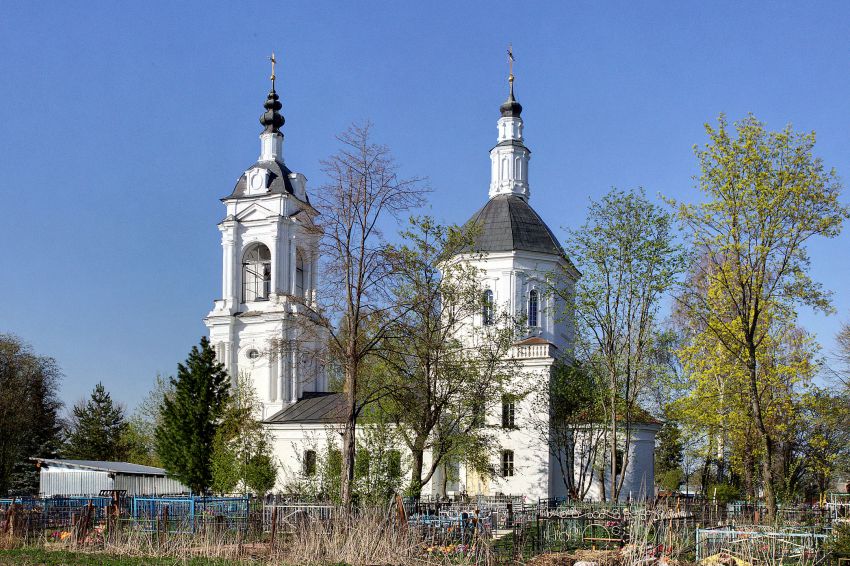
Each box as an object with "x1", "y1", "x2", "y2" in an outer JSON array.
[{"x1": 32, "y1": 509, "x2": 494, "y2": 565}]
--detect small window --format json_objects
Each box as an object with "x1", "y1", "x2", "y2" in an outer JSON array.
[
  {"x1": 242, "y1": 243, "x2": 272, "y2": 302},
  {"x1": 501, "y1": 450, "x2": 514, "y2": 477},
  {"x1": 501, "y1": 395, "x2": 515, "y2": 429},
  {"x1": 615, "y1": 449, "x2": 625, "y2": 476},
  {"x1": 482, "y1": 290, "x2": 494, "y2": 326},
  {"x1": 528, "y1": 290, "x2": 539, "y2": 327},
  {"x1": 246, "y1": 349, "x2": 260, "y2": 360},
  {"x1": 304, "y1": 450, "x2": 317, "y2": 476}
]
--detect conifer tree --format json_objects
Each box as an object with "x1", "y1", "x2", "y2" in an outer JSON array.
[
  {"x1": 64, "y1": 382, "x2": 129, "y2": 461},
  {"x1": 0, "y1": 334, "x2": 63, "y2": 495},
  {"x1": 155, "y1": 337, "x2": 230, "y2": 494}
]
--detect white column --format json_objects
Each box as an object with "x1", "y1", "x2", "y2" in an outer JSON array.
[
  {"x1": 220, "y1": 223, "x2": 237, "y2": 307},
  {"x1": 277, "y1": 350, "x2": 285, "y2": 401},
  {"x1": 290, "y1": 349, "x2": 298, "y2": 402},
  {"x1": 289, "y1": 234, "x2": 297, "y2": 294},
  {"x1": 306, "y1": 254, "x2": 314, "y2": 304},
  {"x1": 270, "y1": 234, "x2": 279, "y2": 294}
]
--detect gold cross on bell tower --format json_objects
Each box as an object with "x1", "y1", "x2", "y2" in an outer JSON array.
[
  {"x1": 269, "y1": 52, "x2": 277, "y2": 89},
  {"x1": 507, "y1": 43, "x2": 515, "y2": 85}
]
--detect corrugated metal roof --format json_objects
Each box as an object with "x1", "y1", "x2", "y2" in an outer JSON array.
[
  {"x1": 33, "y1": 458, "x2": 168, "y2": 476},
  {"x1": 264, "y1": 392, "x2": 346, "y2": 424}
]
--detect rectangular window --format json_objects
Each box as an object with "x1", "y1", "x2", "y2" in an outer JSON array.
[
  {"x1": 501, "y1": 395, "x2": 515, "y2": 429},
  {"x1": 501, "y1": 450, "x2": 514, "y2": 477},
  {"x1": 304, "y1": 450, "x2": 317, "y2": 476}
]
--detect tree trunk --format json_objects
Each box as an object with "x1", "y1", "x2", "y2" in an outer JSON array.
[
  {"x1": 746, "y1": 344, "x2": 777, "y2": 523},
  {"x1": 409, "y1": 447, "x2": 425, "y2": 499},
  {"x1": 609, "y1": 395, "x2": 618, "y2": 502},
  {"x1": 340, "y1": 362, "x2": 357, "y2": 510}
]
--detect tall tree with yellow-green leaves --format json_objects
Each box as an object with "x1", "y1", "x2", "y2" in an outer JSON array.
[{"x1": 672, "y1": 114, "x2": 848, "y2": 521}]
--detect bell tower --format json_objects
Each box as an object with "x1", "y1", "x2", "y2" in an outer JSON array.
[{"x1": 204, "y1": 57, "x2": 326, "y2": 418}]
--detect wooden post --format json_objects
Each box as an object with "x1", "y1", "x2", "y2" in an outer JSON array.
[
  {"x1": 6, "y1": 503, "x2": 18, "y2": 537},
  {"x1": 395, "y1": 494, "x2": 407, "y2": 529},
  {"x1": 268, "y1": 506, "x2": 278, "y2": 556},
  {"x1": 70, "y1": 511, "x2": 77, "y2": 545}
]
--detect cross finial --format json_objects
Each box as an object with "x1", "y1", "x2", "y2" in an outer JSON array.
[
  {"x1": 507, "y1": 43, "x2": 515, "y2": 84},
  {"x1": 269, "y1": 52, "x2": 277, "y2": 89}
]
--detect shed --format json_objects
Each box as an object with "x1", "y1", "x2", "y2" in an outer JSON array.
[{"x1": 33, "y1": 458, "x2": 189, "y2": 497}]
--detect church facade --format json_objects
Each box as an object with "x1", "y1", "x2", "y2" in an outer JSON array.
[{"x1": 205, "y1": 71, "x2": 659, "y2": 501}]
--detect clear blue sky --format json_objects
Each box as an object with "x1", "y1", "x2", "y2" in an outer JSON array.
[{"x1": 2, "y1": 2, "x2": 849, "y2": 410}]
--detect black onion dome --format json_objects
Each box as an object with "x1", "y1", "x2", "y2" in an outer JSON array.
[
  {"x1": 500, "y1": 84, "x2": 523, "y2": 117},
  {"x1": 260, "y1": 88, "x2": 284, "y2": 133},
  {"x1": 461, "y1": 194, "x2": 564, "y2": 256}
]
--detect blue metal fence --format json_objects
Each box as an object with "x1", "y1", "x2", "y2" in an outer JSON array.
[{"x1": 130, "y1": 496, "x2": 250, "y2": 534}]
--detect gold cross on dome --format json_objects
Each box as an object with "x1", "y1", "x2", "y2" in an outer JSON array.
[
  {"x1": 507, "y1": 43, "x2": 515, "y2": 83},
  {"x1": 269, "y1": 52, "x2": 277, "y2": 86}
]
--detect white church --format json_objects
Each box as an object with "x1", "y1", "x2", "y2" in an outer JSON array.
[{"x1": 204, "y1": 66, "x2": 659, "y2": 501}]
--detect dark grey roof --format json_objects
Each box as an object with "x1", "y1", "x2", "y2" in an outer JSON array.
[
  {"x1": 264, "y1": 392, "x2": 346, "y2": 424},
  {"x1": 462, "y1": 194, "x2": 565, "y2": 256},
  {"x1": 226, "y1": 159, "x2": 298, "y2": 200},
  {"x1": 33, "y1": 458, "x2": 167, "y2": 476}
]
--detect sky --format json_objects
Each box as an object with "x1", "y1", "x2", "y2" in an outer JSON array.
[{"x1": 1, "y1": 2, "x2": 849, "y2": 411}]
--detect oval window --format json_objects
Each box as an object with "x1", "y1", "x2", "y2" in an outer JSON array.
[{"x1": 246, "y1": 349, "x2": 260, "y2": 360}]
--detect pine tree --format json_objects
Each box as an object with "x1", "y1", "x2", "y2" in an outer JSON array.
[
  {"x1": 155, "y1": 337, "x2": 230, "y2": 494},
  {"x1": 64, "y1": 382, "x2": 130, "y2": 461}
]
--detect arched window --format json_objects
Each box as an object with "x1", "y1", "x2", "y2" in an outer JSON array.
[
  {"x1": 528, "y1": 290, "x2": 539, "y2": 327},
  {"x1": 242, "y1": 243, "x2": 271, "y2": 302},
  {"x1": 295, "y1": 252, "x2": 305, "y2": 298},
  {"x1": 482, "y1": 290, "x2": 494, "y2": 326}
]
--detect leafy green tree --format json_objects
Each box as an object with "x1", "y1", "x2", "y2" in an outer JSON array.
[
  {"x1": 377, "y1": 217, "x2": 521, "y2": 498},
  {"x1": 123, "y1": 374, "x2": 173, "y2": 467},
  {"x1": 795, "y1": 388, "x2": 850, "y2": 499},
  {"x1": 672, "y1": 114, "x2": 848, "y2": 520},
  {"x1": 155, "y1": 337, "x2": 230, "y2": 494},
  {"x1": 563, "y1": 187, "x2": 684, "y2": 501},
  {"x1": 243, "y1": 444, "x2": 277, "y2": 496},
  {"x1": 0, "y1": 334, "x2": 63, "y2": 495},
  {"x1": 64, "y1": 383, "x2": 129, "y2": 461},
  {"x1": 210, "y1": 372, "x2": 277, "y2": 495},
  {"x1": 655, "y1": 415, "x2": 684, "y2": 492}
]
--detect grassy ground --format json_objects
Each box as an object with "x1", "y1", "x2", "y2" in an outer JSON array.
[{"x1": 0, "y1": 548, "x2": 250, "y2": 566}]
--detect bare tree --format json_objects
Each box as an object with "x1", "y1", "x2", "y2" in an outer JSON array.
[{"x1": 308, "y1": 123, "x2": 425, "y2": 507}]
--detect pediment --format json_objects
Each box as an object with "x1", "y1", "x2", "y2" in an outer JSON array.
[{"x1": 235, "y1": 201, "x2": 275, "y2": 222}]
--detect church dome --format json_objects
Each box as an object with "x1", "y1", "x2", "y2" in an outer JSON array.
[
  {"x1": 226, "y1": 159, "x2": 300, "y2": 200},
  {"x1": 462, "y1": 194, "x2": 564, "y2": 256}
]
